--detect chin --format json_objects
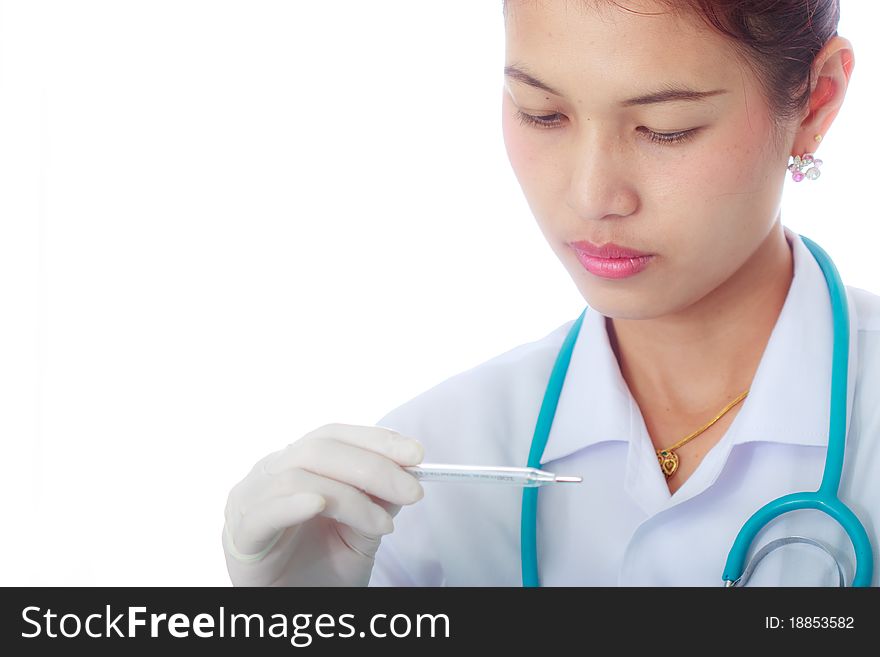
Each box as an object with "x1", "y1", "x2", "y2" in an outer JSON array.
[{"x1": 575, "y1": 288, "x2": 664, "y2": 321}]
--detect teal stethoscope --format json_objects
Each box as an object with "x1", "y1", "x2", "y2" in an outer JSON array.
[{"x1": 521, "y1": 235, "x2": 875, "y2": 587}]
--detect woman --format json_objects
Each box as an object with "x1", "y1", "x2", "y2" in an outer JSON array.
[{"x1": 222, "y1": 0, "x2": 879, "y2": 586}]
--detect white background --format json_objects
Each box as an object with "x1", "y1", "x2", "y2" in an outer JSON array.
[{"x1": 0, "y1": 1, "x2": 877, "y2": 585}]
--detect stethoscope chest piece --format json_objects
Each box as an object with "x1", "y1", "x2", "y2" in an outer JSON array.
[{"x1": 725, "y1": 536, "x2": 846, "y2": 587}]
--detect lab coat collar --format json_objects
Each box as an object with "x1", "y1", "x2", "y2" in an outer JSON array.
[{"x1": 539, "y1": 225, "x2": 859, "y2": 467}]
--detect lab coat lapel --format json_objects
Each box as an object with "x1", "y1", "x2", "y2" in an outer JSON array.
[{"x1": 538, "y1": 306, "x2": 632, "y2": 465}]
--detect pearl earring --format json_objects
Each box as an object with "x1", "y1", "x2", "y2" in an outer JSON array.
[{"x1": 788, "y1": 134, "x2": 823, "y2": 182}]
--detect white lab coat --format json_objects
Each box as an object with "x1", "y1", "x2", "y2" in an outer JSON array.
[{"x1": 369, "y1": 226, "x2": 880, "y2": 586}]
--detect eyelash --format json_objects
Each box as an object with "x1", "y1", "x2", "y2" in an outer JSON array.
[{"x1": 514, "y1": 109, "x2": 698, "y2": 145}]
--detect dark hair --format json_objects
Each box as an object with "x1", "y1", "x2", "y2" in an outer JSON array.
[{"x1": 503, "y1": 0, "x2": 841, "y2": 153}]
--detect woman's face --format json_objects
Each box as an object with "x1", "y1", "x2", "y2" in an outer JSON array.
[{"x1": 502, "y1": 0, "x2": 796, "y2": 320}]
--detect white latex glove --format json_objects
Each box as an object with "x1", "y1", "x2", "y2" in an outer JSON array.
[{"x1": 222, "y1": 423, "x2": 424, "y2": 586}]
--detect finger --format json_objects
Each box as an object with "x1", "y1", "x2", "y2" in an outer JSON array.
[
  {"x1": 368, "y1": 493, "x2": 403, "y2": 519},
  {"x1": 273, "y1": 468, "x2": 397, "y2": 536},
  {"x1": 264, "y1": 436, "x2": 424, "y2": 506},
  {"x1": 302, "y1": 423, "x2": 425, "y2": 465},
  {"x1": 334, "y1": 524, "x2": 384, "y2": 560},
  {"x1": 232, "y1": 492, "x2": 326, "y2": 558}
]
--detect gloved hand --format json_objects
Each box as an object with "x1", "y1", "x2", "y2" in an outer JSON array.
[{"x1": 221, "y1": 423, "x2": 425, "y2": 586}]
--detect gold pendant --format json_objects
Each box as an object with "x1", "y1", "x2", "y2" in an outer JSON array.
[{"x1": 657, "y1": 449, "x2": 679, "y2": 477}]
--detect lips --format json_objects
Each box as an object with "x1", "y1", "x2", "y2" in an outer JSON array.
[
  {"x1": 568, "y1": 240, "x2": 652, "y2": 258},
  {"x1": 568, "y1": 240, "x2": 655, "y2": 280}
]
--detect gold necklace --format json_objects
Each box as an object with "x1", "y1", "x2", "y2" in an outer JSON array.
[{"x1": 656, "y1": 389, "x2": 749, "y2": 478}]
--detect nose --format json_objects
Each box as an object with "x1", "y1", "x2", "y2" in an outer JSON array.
[{"x1": 566, "y1": 131, "x2": 640, "y2": 221}]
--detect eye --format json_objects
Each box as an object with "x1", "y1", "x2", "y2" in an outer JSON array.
[
  {"x1": 638, "y1": 126, "x2": 699, "y2": 146},
  {"x1": 514, "y1": 109, "x2": 699, "y2": 146},
  {"x1": 515, "y1": 110, "x2": 565, "y2": 129}
]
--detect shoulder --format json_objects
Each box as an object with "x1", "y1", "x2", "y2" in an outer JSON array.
[
  {"x1": 843, "y1": 286, "x2": 880, "y2": 544},
  {"x1": 848, "y1": 285, "x2": 880, "y2": 471},
  {"x1": 849, "y1": 284, "x2": 880, "y2": 333},
  {"x1": 850, "y1": 285, "x2": 880, "y2": 381},
  {"x1": 369, "y1": 322, "x2": 579, "y2": 587},
  {"x1": 374, "y1": 317, "x2": 575, "y2": 447}
]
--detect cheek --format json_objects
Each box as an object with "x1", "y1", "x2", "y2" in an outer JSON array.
[
  {"x1": 703, "y1": 107, "x2": 780, "y2": 196},
  {"x1": 501, "y1": 106, "x2": 530, "y2": 175},
  {"x1": 500, "y1": 95, "x2": 552, "y2": 186},
  {"x1": 672, "y1": 128, "x2": 772, "y2": 219}
]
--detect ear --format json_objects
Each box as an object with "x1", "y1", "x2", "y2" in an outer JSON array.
[{"x1": 792, "y1": 36, "x2": 855, "y2": 157}]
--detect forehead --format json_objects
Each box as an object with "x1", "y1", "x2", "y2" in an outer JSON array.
[{"x1": 504, "y1": 0, "x2": 743, "y2": 99}]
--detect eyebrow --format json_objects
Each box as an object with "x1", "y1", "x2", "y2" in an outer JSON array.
[{"x1": 504, "y1": 64, "x2": 729, "y2": 107}]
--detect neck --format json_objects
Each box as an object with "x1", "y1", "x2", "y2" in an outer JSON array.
[{"x1": 606, "y1": 221, "x2": 794, "y2": 417}]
